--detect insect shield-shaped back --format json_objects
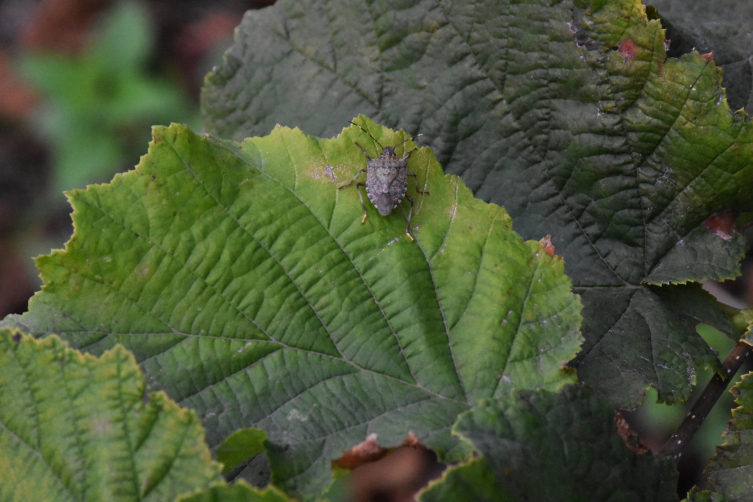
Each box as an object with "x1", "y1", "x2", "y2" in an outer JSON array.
[
  {"x1": 366, "y1": 146, "x2": 408, "y2": 216},
  {"x1": 338, "y1": 121, "x2": 429, "y2": 242}
]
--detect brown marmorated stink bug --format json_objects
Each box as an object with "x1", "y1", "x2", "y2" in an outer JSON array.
[{"x1": 339, "y1": 121, "x2": 429, "y2": 241}]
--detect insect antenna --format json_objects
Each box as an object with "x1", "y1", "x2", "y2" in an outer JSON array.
[
  {"x1": 349, "y1": 120, "x2": 422, "y2": 157},
  {"x1": 349, "y1": 121, "x2": 384, "y2": 151}
]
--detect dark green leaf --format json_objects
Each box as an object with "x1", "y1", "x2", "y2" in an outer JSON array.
[
  {"x1": 574, "y1": 284, "x2": 733, "y2": 405},
  {"x1": 648, "y1": 0, "x2": 753, "y2": 113},
  {"x1": 418, "y1": 457, "x2": 516, "y2": 502},
  {"x1": 201, "y1": 0, "x2": 753, "y2": 407},
  {"x1": 450, "y1": 385, "x2": 678, "y2": 501}
]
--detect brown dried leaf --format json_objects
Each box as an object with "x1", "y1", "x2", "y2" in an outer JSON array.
[
  {"x1": 615, "y1": 411, "x2": 649, "y2": 455},
  {"x1": 332, "y1": 434, "x2": 388, "y2": 470}
]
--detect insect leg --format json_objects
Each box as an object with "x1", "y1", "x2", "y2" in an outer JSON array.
[
  {"x1": 339, "y1": 170, "x2": 369, "y2": 224},
  {"x1": 407, "y1": 172, "x2": 430, "y2": 194},
  {"x1": 350, "y1": 120, "x2": 383, "y2": 154},
  {"x1": 338, "y1": 169, "x2": 367, "y2": 189},
  {"x1": 404, "y1": 194, "x2": 415, "y2": 241},
  {"x1": 398, "y1": 134, "x2": 422, "y2": 159},
  {"x1": 356, "y1": 183, "x2": 368, "y2": 224}
]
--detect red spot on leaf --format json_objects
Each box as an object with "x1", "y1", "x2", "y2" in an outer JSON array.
[
  {"x1": 539, "y1": 235, "x2": 555, "y2": 258},
  {"x1": 618, "y1": 39, "x2": 638, "y2": 61},
  {"x1": 702, "y1": 52, "x2": 716, "y2": 63},
  {"x1": 703, "y1": 211, "x2": 738, "y2": 241}
]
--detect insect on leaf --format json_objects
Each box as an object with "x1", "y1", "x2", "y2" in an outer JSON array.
[
  {"x1": 1, "y1": 119, "x2": 582, "y2": 498},
  {"x1": 201, "y1": 0, "x2": 753, "y2": 408}
]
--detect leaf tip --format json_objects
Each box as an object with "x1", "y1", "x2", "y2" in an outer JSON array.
[{"x1": 702, "y1": 52, "x2": 716, "y2": 64}]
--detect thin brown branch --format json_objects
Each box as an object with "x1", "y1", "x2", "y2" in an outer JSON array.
[{"x1": 656, "y1": 341, "x2": 753, "y2": 460}]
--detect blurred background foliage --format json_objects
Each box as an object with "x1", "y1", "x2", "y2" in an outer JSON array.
[
  {"x1": 0, "y1": 1, "x2": 752, "y2": 500},
  {"x1": 0, "y1": 0, "x2": 270, "y2": 316},
  {"x1": 20, "y1": 2, "x2": 201, "y2": 199}
]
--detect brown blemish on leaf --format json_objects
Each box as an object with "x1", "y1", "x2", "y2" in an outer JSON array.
[
  {"x1": 11, "y1": 332, "x2": 21, "y2": 343},
  {"x1": 618, "y1": 39, "x2": 637, "y2": 61},
  {"x1": 348, "y1": 437, "x2": 444, "y2": 502},
  {"x1": 702, "y1": 52, "x2": 716, "y2": 63},
  {"x1": 539, "y1": 235, "x2": 555, "y2": 258},
  {"x1": 332, "y1": 431, "x2": 423, "y2": 470},
  {"x1": 333, "y1": 433, "x2": 387, "y2": 469},
  {"x1": 615, "y1": 411, "x2": 649, "y2": 454},
  {"x1": 703, "y1": 210, "x2": 738, "y2": 241}
]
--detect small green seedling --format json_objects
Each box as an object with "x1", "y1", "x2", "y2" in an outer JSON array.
[{"x1": 339, "y1": 121, "x2": 429, "y2": 241}]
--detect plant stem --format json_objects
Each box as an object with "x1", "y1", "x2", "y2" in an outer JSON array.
[{"x1": 656, "y1": 341, "x2": 752, "y2": 460}]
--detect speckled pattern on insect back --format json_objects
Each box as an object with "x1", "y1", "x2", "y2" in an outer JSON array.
[{"x1": 339, "y1": 120, "x2": 429, "y2": 241}]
